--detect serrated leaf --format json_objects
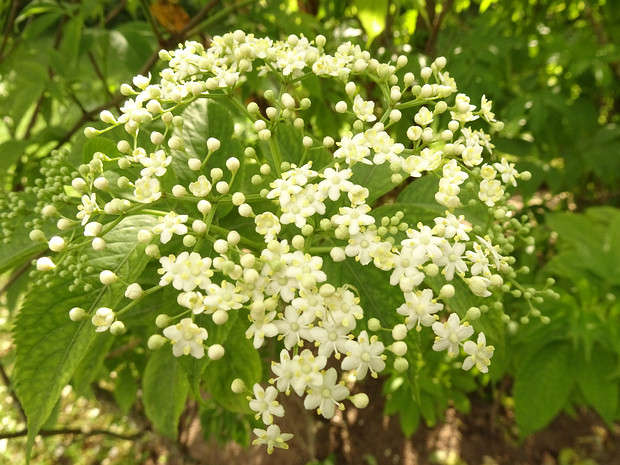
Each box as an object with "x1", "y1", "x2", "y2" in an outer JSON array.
[
  {"x1": 13, "y1": 215, "x2": 153, "y2": 461},
  {"x1": 142, "y1": 347, "x2": 189, "y2": 439},
  {"x1": 513, "y1": 342, "x2": 574, "y2": 437},
  {"x1": 203, "y1": 317, "x2": 261, "y2": 413}
]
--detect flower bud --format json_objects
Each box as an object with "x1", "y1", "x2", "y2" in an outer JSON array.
[
  {"x1": 226, "y1": 157, "x2": 240, "y2": 172},
  {"x1": 156, "y1": 314, "x2": 171, "y2": 328},
  {"x1": 91, "y1": 237, "x2": 106, "y2": 251},
  {"x1": 212, "y1": 309, "x2": 228, "y2": 325},
  {"x1": 231, "y1": 378, "x2": 246, "y2": 393},
  {"x1": 145, "y1": 244, "x2": 160, "y2": 258},
  {"x1": 330, "y1": 247, "x2": 346, "y2": 262},
  {"x1": 69, "y1": 307, "x2": 88, "y2": 322},
  {"x1": 36, "y1": 257, "x2": 56, "y2": 271},
  {"x1": 192, "y1": 220, "x2": 207, "y2": 235},
  {"x1": 125, "y1": 283, "x2": 143, "y2": 300},
  {"x1": 227, "y1": 230, "x2": 241, "y2": 246},
  {"x1": 214, "y1": 239, "x2": 229, "y2": 254},
  {"x1": 48, "y1": 236, "x2": 66, "y2": 252},
  {"x1": 188, "y1": 158, "x2": 202, "y2": 171},
  {"x1": 335, "y1": 101, "x2": 347, "y2": 113},
  {"x1": 197, "y1": 200, "x2": 212, "y2": 215},
  {"x1": 367, "y1": 318, "x2": 381, "y2": 332},
  {"x1": 391, "y1": 341, "x2": 408, "y2": 356},
  {"x1": 207, "y1": 137, "x2": 221, "y2": 152},
  {"x1": 350, "y1": 393, "x2": 369, "y2": 409},
  {"x1": 110, "y1": 321, "x2": 126, "y2": 335},
  {"x1": 172, "y1": 185, "x2": 187, "y2": 197},
  {"x1": 29, "y1": 229, "x2": 47, "y2": 243},
  {"x1": 392, "y1": 323, "x2": 408, "y2": 340},
  {"x1": 394, "y1": 357, "x2": 409, "y2": 372},
  {"x1": 99, "y1": 270, "x2": 117, "y2": 285},
  {"x1": 148, "y1": 334, "x2": 167, "y2": 350},
  {"x1": 439, "y1": 284, "x2": 455, "y2": 299},
  {"x1": 208, "y1": 344, "x2": 225, "y2": 360},
  {"x1": 216, "y1": 181, "x2": 229, "y2": 195}
]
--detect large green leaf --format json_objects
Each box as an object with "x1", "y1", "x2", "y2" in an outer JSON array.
[
  {"x1": 142, "y1": 347, "x2": 190, "y2": 439},
  {"x1": 513, "y1": 342, "x2": 574, "y2": 437},
  {"x1": 13, "y1": 215, "x2": 153, "y2": 460}
]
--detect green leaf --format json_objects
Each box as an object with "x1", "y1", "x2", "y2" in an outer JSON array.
[
  {"x1": 13, "y1": 215, "x2": 154, "y2": 461},
  {"x1": 57, "y1": 13, "x2": 83, "y2": 76},
  {"x1": 71, "y1": 332, "x2": 114, "y2": 396},
  {"x1": 513, "y1": 342, "x2": 574, "y2": 437},
  {"x1": 114, "y1": 364, "x2": 139, "y2": 414},
  {"x1": 203, "y1": 317, "x2": 261, "y2": 413},
  {"x1": 142, "y1": 347, "x2": 189, "y2": 439},
  {"x1": 83, "y1": 136, "x2": 119, "y2": 164},
  {"x1": 577, "y1": 347, "x2": 618, "y2": 426},
  {"x1": 181, "y1": 98, "x2": 235, "y2": 167},
  {"x1": 355, "y1": 0, "x2": 388, "y2": 46},
  {"x1": 178, "y1": 311, "x2": 238, "y2": 400},
  {"x1": 322, "y1": 257, "x2": 402, "y2": 327},
  {"x1": 353, "y1": 162, "x2": 401, "y2": 204}
]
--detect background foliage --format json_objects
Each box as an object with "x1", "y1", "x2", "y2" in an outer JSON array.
[{"x1": 1, "y1": 0, "x2": 619, "y2": 463}]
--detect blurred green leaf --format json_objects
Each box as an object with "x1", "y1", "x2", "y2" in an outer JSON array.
[{"x1": 355, "y1": 0, "x2": 388, "y2": 45}]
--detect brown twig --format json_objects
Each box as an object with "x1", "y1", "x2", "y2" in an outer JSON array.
[
  {"x1": 104, "y1": 0, "x2": 128, "y2": 24},
  {"x1": 0, "y1": 361, "x2": 27, "y2": 422},
  {"x1": 0, "y1": 427, "x2": 142, "y2": 440},
  {"x1": 583, "y1": 1, "x2": 620, "y2": 82},
  {"x1": 88, "y1": 51, "x2": 115, "y2": 99},
  {"x1": 0, "y1": 0, "x2": 20, "y2": 63},
  {"x1": 424, "y1": 0, "x2": 454, "y2": 56}
]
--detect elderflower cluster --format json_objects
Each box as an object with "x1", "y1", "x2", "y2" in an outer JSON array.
[{"x1": 28, "y1": 31, "x2": 544, "y2": 453}]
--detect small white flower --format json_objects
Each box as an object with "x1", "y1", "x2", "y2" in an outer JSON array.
[
  {"x1": 462, "y1": 332, "x2": 494, "y2": 373},
  {"x1": 303, "y1": 367, "x2": 350, "y2": 419},
  {"x1": 255, "y1": 212, "x2": 281, "y2": 242},
  {"x1": 77, "y1": 193, "x2": 99, "y2": 225},
  {"x1": 248, "y1": 384, "x2": 284, "y2": 425},
  {"x1": 153, "y1": 211, "x2": 188, "y2": 243},
  {"x1": 140, "y1": 150, "x2": 171, "y2": 177},
  {"x1": 163, "y1": 317, "x2": 208, "y2": 358},
  {"x1": 341, "y1": 331, "x2": 386, "y2": 379},
  {"x1": 189, "y1": 175, "x2": 212, "y2": 197},
  {"x1": 397, "y1": 289, "x2": 443, "y2": 330},
  {"x1": 134, "y1": 176, "x2": 162, "y2": 203},
  {"x1": 92, "y1": 307, "x2": 115, "y2": 332},
  {"x1": 352, "y1": 95, "x2": 376, "y2": 122},
  {"x1": 432, "y1": 313, "x2": 474, "y2": 357},
  {"x1": 252, "y1": 424, "x2": 294, "y2": 454},
  {"x1": 158, "y1": 251, "x2": 213, "y2": 291}
]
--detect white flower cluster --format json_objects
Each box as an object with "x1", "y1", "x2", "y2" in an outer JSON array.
[{"x1": 32, "y1": 31, "x2": 538, "y2": 453}]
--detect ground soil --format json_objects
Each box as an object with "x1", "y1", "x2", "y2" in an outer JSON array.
[{"x1": 185, "y1": 378, "x2": 620, "y2": 465}]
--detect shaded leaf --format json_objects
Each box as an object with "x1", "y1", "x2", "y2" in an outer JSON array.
[{"x1": 142, "y1": 348, "x2": 189, "y2": 438}]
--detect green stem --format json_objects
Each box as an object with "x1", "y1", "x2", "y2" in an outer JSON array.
[{"x1": 116, "y1": 285, "x2": 163, "y2": 317}]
